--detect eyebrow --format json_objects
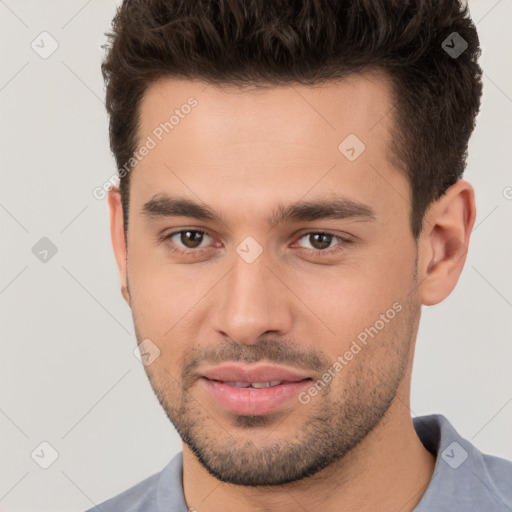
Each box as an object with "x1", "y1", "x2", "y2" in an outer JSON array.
[{"x1": 141, "y1": 194, "x2": 376, "y2": 226}]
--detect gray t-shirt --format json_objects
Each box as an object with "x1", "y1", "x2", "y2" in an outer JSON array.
[{"x1": 85, "y1": 414, "x2": 512, "y2": 511}]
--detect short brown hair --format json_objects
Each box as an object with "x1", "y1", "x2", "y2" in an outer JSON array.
[{"x1": 102, "y1": 0, "x2": 482, "y2": 238}]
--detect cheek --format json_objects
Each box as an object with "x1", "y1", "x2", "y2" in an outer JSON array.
[
  {"x1": 286, "y1": 244, "x2": 416, "y2": 352},
  {"x1": 127, "y1": 245, "x2": 217, "y2": 340}
]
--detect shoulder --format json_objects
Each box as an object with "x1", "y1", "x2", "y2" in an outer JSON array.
[
  {"x1": 83, "y1": 471, "x2": 160, "y2": 512},
  {"x1": 414, "y1": 414, "x2": 512, "y2": 511},
  {"x1": 473, "y1": 450, "x2": 512, "y2": 506},
  {"x1": 83, "y1": 452, "x2": 185, "y2": 512}
]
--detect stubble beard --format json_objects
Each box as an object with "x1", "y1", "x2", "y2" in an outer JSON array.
[{"x1": 137, "y1": 293, "x2": 418, "y2": 487}]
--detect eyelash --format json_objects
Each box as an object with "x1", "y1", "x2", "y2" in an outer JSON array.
[{"x1": 159, "y1": 229, "x2": 351, "y2": 258}]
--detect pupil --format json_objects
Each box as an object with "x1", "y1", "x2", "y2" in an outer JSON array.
[
  {"x1": 311, "y1": 233, "x2": 331, "y2": 250},
  {"x1": 181, "y1": 230, "x2": 203, "y2": 248}
]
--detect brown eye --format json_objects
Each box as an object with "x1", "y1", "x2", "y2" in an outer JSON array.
[
  {"x1": 163, "y1": 229, "x2": 213, "y2": 253},
  {"x1": 298, "y1": 232, "x2": 338, "y2": 251},
  {"x1": 310, "y1": 233, "x2": 332, "y2": 250},
  {"x1": 179, "y1": 230, "x2": 204, "y2": 248}
]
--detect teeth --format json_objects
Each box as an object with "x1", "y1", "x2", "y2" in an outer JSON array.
[
  {"x1": 252, "y1": 381, "x2": 282, "y2": 388},
  {"x1": 224, "y1": 381, "x2": 283, "y2": 388},
  {"x1": 225, "y1": 381, "x2": 251, "y2": 388}
]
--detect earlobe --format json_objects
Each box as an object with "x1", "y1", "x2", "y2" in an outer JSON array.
[
  {"x1": 418, "y1": 180, "x2": 476, "y2": 306},
  {"x1": 107, "y1": 187, "x2": 130, "y2": 305}
]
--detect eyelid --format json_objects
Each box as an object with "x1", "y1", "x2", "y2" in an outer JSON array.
[
  {"x1": 292, "y1": 231, "x2": 351, "y2": 255},
  {"x1": 160, "y1": 228, "x2": 352, "y2": 257},
  {"x1": 160, "y1": 228, "x2": 214, "y2": 251}
]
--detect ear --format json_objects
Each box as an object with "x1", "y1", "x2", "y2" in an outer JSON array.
[
  {"x1": 417, "y1": 180, "x2": 476, "y2": 306},
  {"x1": 107, "y1": 187, "x2": 131, "y2": 306}
]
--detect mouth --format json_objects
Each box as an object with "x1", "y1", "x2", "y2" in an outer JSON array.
[
  {"x1": 210, "y1": 379, "x2": 300, "y2": 388},
  {"x1": 198, "y1": 364, "x2": 314, "y2": 416}
]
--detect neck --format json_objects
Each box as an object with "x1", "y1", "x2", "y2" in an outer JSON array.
[{"x1": 182, "y1": 385, "x2": 435, "y2": 512}]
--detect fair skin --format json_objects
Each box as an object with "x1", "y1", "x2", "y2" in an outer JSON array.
[{"x1": 108, "y1": 72, "x2": 475, "y2": 511}]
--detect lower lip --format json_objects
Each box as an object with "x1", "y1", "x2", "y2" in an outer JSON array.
[{"x1": 201, "y1": 378, "x2": 311, "y2": 416}]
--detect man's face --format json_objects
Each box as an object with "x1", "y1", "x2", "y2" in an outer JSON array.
[{"x1": 121, "y1": 73, "x2": 421, "y2": 485}]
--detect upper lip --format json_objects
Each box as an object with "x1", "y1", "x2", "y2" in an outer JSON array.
[{"x1": 200, "y1": 363, "x2": 313, "y2": 383}]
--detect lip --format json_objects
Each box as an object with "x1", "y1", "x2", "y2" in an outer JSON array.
[
  {"x1": 200, "y1": 363, "x2": 312, "y2": 383},
  {"x1": 199, "y1": 363, "x2": 313, "y2": 416}
]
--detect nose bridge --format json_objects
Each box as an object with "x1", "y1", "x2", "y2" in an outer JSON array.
[{"x1": 211, "y1": 247, "x2": 291, "y2": 344}]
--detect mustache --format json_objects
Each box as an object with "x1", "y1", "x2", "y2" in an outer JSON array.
[{"x1": 182, "y1": 338, "x2": 330, "y2": 382}]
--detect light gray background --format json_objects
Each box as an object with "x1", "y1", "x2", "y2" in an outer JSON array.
[{"x1": 0, "y1": 1, "x2": 511, "y2": 511}]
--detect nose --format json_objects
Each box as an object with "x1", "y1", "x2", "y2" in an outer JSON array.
[{"x1": 210, "y1": 250, "x2": 293, "y2": 346}]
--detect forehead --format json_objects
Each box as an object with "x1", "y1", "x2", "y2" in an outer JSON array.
[
  {"x1": 131, "y1": 72, "x2": 409, "y2": 228},
  {"x1": 137, "y1": 71, "x2": 394, "y2": 149}
]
